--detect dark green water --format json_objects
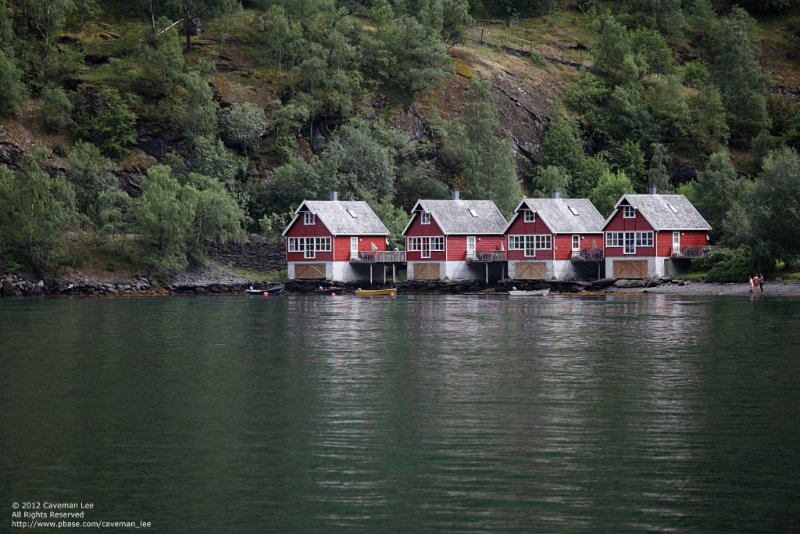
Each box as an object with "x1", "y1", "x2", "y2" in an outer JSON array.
[{"x1": 1, "y1": 294, "x2": 799, "y2": 532}]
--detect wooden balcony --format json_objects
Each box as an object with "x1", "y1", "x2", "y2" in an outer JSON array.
[
  {"x1": 350, "y1": 251, "x2": 406, "y2": 263},
  {"x1": 571, "y1": 248, "x2": 604, "y2": 262},
  {"x1": 466, "y1": 251, "x2": 508, "y2": 262},
  {"x1": 671, "y1": 246, "x2": 705, "y2": 259}
]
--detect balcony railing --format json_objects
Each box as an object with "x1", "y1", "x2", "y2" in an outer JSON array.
[
  {"x1": 350, "y1": 251, "x2": 406, "y2": 263},
  {"x1": 571, "y1": 248, "x2": 604, "y2": 262},
  {"x1": 466, "y1": 251, "x2": 508, "y2": 262},
  {"x1": 671, "y1": 246, "x2": 705, "y2": 258}
]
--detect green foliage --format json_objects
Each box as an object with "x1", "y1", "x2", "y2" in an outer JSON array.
[
  {"x1": 645, "y1": 75, "x2": 691, "y2": 144},
  {"x1": 0, "y1": 51, "x2": 25, "y2": 118},
  {"x1": 592, "y1": 12, "x2": 638, "y2": 85},
  {"x1": 0, "y1": 0, "x2": 14, "y2": 56},
  {"x1": 131, "y1": 165, "x2": 244, "y2": 271},
  {"x1": 693, "y1": 152, "x2": 741, "y2": 243},
  {"x1": 680, "y1": 61, "x2": 709, "y2": 88},
  {"x1": 39, "y1": 84, "x2": 73, "y2": 132},
  {"x1": 646, "y1": 142, "x2": 673, "y2": 192},
  {"x1": 630, "y1": 29, "x2": 673, "y2": 76},
  {"x1": 191, "y1": 136, "x2": 242, "y2": 183},
  {"x1": 65, "y1": 141, "x2": 117, "y2": 223},
  {"x1": 220, "y1": 103, "x2": 268, "y2": 156},
  {"x1": 365, "y1": 193, "x2": 409, "y2": 249},
  {"x1": 590, "y1": 169, "x2": 634, "y2": 218},
  {"x1": 599, "y1": 140, "x2": 646, "y2": 186},
  {"x1": 96, "y1": 189, "x2": 131, "y2": 241},
  {"x1": 531, "y1": 166, "x2": 570, "y2": 198},
  {"x1": 164, "y1": 0, "x2": 238, "y2": 49},
  {"x1": 180, "y1": 71, "x2": 219, "y2": 140},
  {"x1": 267, "y1": 156, "x2": 329, "y2": 214},
  {"x1": 445, "y1": 77, "x2": 522, "y2": 216},
  {"x1": 259, "y1": 210, "x2": 293, "y2": 239},
  {"x1": 750, "y1": 147, "x2": 800, "y2": 261},
  {"x1": 710, "y1": 8, "x2": 770, "y2": 145},
  {"x1": 19, "y1": 0, "x2": 76, "y2": 80},
  {"x1": 442, "y1": 0, "x2": 472, "y2": 44},
  {"x1": 697, "y1": 247, "x2": 754, "y2": 283},
  {"x1": 691, "y1": 85, "x2": 730, "y2": 152},
  {"x1": 395, "y1": 158, "x2": 448, "y2": 211},
  {"x1": 78, "y1": 88, "x2": 138, "y2": 157},
  {"x1": 0, "y1": 151, "x2": 77, "y2": 271},
  {"x1": 266, "y1": 99, "x2": 310, "y2": 158},
  {"x1": 535, "y1": 115, "x2": 608, "y2": 198}
]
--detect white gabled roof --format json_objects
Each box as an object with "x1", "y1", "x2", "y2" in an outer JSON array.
[
  {"x1": 507, "y1": 198, "x2": 605, "y2": 234},
  {"x1": 282, "y1": 200, "x2": 389, "y2": 236},
  {"x1": 605, "y1": 194, "x2": 711, "y2": 231},
  {"x1": 402, "y1": 199, "x2": 508, "y2": 235}
]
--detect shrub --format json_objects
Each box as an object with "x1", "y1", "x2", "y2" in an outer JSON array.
[{"x1": 697, "y1": 247, "x2": 755, "y2": 283}]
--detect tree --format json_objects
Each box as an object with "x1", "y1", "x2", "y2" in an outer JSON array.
[
  {"x1": 0, "y1": 151, "x2": 77, "y2": 271},
  {"x1": 692, "y1": 85, "x2": 730, "y2": 151},
  {"x1": 130, "y1": 166, "x2": 195, "y2": 271},
  {"x1": 630, "y1": 28, "x2": 673, "y2": 76},
  {"x1": 65, "y1": 142, "x2": 118, "y2": 223},
  {"x1": 220, "y1": 103, "x2": 268, "y2": 156},
  {"x1": 710, "y1": 8, "x2": 770, "y2": 145},
  {"x1": 183, "y1": 172, "x2": 244, "y2": 264},
  {"x1": 592, "y1": 12, "x2": 638, "y2": 85},
  {"x1": 441, "y1": 0, "x2": 472, "y2": 44},
  {"x1": 445, "y1": 77, "x2": 522, "y2": 216},
  {"x1": 181, "y1": 71, "x2": 219, "y2": 139},
  {"x1": 79, "y1": 89, "x2": 138, "y2": 157},
  {"x1": 0, "y1": 51, "x2": 25, "y2": 118},
  {"x1": 693, "y1": 152, "x2": 741, "y2": 243},
  {"x1": 750, "y1": 147, "x2": 800, "y2": 261},
  {"x1": 191, "y1": 136, "x2": 242, "y2": 183},
  {"x1": 531, "y1": 166, "x2": 570, "y2": 198},
  {"x1": 0, "y1": 0, "x2": 14, "y2": 56},
  {"x1": 590, "y1": 169, "x2": 634, "y2": 218},
  {"x1": 164, "y1": 0, "x2": 238, "y2": 50},
  {"x1": 39, "y1": 84, "x2": 73, "y2": 132},
  {"x1": 646, "y1": 142, "x2": 672, "y2": 192},
  {"x1": 19, "y1": 0, "x2": 76, "y2": 75}
]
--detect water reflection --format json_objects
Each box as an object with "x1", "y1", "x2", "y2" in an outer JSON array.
[{"x1": 2, "y1": 295, "x2": 799, "y2": 532}]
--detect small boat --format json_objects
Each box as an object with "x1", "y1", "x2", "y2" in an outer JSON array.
[
  {"x1": 246, "y1": 286, "x2": 284, "y2": 296},
  {"x1": 355, "y1": 288, "x2": 396, "y2": 297},
  {"x1": 315, "y1": 286, "x2": 343, "y2": 296},
  {"x1": 508, "y1": 287, "x2": 550, "y2": 297}
]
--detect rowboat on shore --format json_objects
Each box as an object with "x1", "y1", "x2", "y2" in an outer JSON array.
[
  {"x1": 246, "y1": 286, "x2": 284, "y2": 296},
  {"x1": 508, "y1": 288, "x2": 550, "y2": 297},
  {"x1": 315, "y1": 286, "x2": 344, "y2": 296},
  {"x1": 355, "y1": 288, "x2": 396, "y2": 297}
]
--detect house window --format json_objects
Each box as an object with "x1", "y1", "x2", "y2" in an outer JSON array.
[
  {"x1": 508, "y1": 235, "x2": 524, "y2": 250},
  {"x1": 606, "y1": 232, "x2": 623, "y2": 247},
  {"x1": 623, "y1": 205, "x2": 635, "y2": 218},
  {"x1": 524, "y1": 210, "x2": 535, "y2": 223},
  {"x1": 304, "y1": 212, "x2": 315, "y2": 225},
  {"x1": 535, "y1": 235, "x2": 551, "y2": 250},
  {"x1": 407, "y1": 236, "x2": 443, "y2": 252},
  {"x1": 509, "y1": 235, "x2": 550, "y2": 256},
  {"x1": 624, "y1": 232, "x2": 636, "y2": 254},
  {"x1": 572, "y1": 235, "x2": 580, "y2": 250},
  {"x1": 421, "y1": 212, "x2": 431, "y2": 225},
  {"x1": 430, "y1": 237, "x2": 444, "y2": 251},
  {"x1": 288, "y1": 237, "x2": 330, "y2": 258},
  {"x1": 635, "y1": 231, "x2": 653, "y2": 247}
]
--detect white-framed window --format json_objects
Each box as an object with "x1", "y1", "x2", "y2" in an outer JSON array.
[
  {"x1": 623, "y1": 205, "x2": 635, "y2": 218},
  {"x1": 406, "y1": 236, "x2": 443, "y2": 252},
  {"x1": 624, "y1": 232, "x2": 636, "y2": 254},
  {"x1": 508, "y1": 235, "x2": 550, "y2": 257},
  {"x1": 572, "y1": 235, "x2": 580, "y2": 251},
  {"x1": 606, "y1": 232, "x2": 623, "y2": 247},
  {"x1": 421, "y1": 212, "x2": 431, "y2": 225},
  {"x1": 524, "y1": 210, "x2": 535, "y2": 223},
  {"x1": 635, "y1": 231, "x2": 653, "y2": 247},
  {"x1": 288, "y1": 237, "x2": 330, "y2": 258}
]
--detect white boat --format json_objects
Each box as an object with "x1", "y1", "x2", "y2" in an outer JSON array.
[{"x1": 508, "y1": 287, "x2": 550, "y2": 297}]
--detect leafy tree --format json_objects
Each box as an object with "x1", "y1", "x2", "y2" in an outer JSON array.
[
  {"x1": 646, "y1": 75, "x2": 691, "y2": 144},
  {"x1": 592, "y1": 12, "x2": 638, "y2": 85},
  {"x1": 181, "y1": 71, "x2": 219, "y2": 139},
  {"x1": 19, "y1": 0, "x2": 76, "y2": 75},
  {"x1": 191, "y1": 136, "x2": 242, "y2": 183},
  {"x1": 131, "y1": 165, "x2": 195, "y2": 272},
  {"x1": 0, "y1": 0, "x2": 14, "y2": 56},
  {"x1": 0, "y1": 151, "x2": 77, "y2": 271},
  {"x1": 123, "y1": 20, "x2": 185, "y2": 98},
  {"x1": 0, "y1": 51, "x2": 25, "y2": 118},
  {"x1": 65, "y1": 141, "x2": 117, "y2": 223},
  {"x1": 441, "y1": 0, "x2": 472, "y2": 44},
  {"x1": 646, "y1": 142, "x2": 672, "y2": 192},
  {"x1": 164, "y1": 0, "x2": 238, "y2": 50},
  {"x1": 97, "y1": 189, "x2": 132, "y2": 243},
  {"x1": 266, "y1": 99, "x2": 310, "y2": 158},
  {"x1": 692, "y1": 85, "x2": 730, "y2": 151},
  {"x1": 39, "y1": 84, "x2": 73, "y2": 133},
  {"x1": 364, "y1": 193, "x2": 409, "y2": 249},
  {"x1": 445, "y1": 77, "x2": 522, "y2": 216},
  {"x1": 183, "y1": 172, "x2": 244, "y2": 264},
  {"x1": 79, "y1": 89, "x2": 138, "y2": 157},
  {"x1": 710, "y1": 8, "x2": 770, "y2": 145},
  {"x1": 693, "y1": 152, "x2": 741, "y2": 243},
  {"x1": 630, "y1": 28, "x2": 673, "y2": 76},
  {"x1": 74, "y1": 0, "x2": 101, "y2": 27},
  {"x1": 599, "y1": 140, "x2": 646, "y2": 186},
  {"x1": 750, "y1": 147, "x2": 800, "y2": 261},
  {"x1": 590, "y1": 169, "x2": 634, "y2": 218},
  {"x1": 381, "y1": 15, "x2": 452, "y2": 104},
  {"x1": 395, "y1": 158, "x2": 448, "y2": 211},
  {"x1": 220, "y1": 103, "x2": 268, "y2": 156},
  {"x1": 531, "y1": 166, "x2": 570, "y2": 198},
  {"x1": 267, "y1": 156, "x2": 330, "y2": 214}
]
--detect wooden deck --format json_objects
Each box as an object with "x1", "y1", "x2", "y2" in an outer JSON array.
[
  {"x1": 350, "y1": 251, "x2": 406, "y2": 263},
  {"x1": 466, "y1": 251, "x2": 508, "y2": 262},
  {"x1": 571, "y1": 249, "x2": 604, "y2": 262}
]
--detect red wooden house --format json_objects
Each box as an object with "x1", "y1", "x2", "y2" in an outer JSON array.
[
  {"x1": 402, "y1": 195, "x2": 508, "y2": 282},
  {"x1": 282, "y1": 196, "x2": 398, "y2": 282},
  {"x1": 504, "y1": 195, "x2": 605, "y2": 280},
  {"x1": 602, "y1": 193, "x2": 711, "y2": 279}
]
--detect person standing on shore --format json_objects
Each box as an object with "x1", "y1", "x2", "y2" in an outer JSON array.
[
  {"x1": 760, "y1": 272, "x2": 765, "y2": 293},
  {"x1": 749, "y1": 275, "x2": 754, "y2": 293},
  {"x1": 753, "y1": 274, "x2": 760, "y2": 295}
]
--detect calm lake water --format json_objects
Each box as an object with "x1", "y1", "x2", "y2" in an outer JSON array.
[{"x1": 2, "y1": 294, "x2": 800, "y2": 532}]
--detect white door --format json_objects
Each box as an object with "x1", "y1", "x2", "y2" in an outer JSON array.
[
  {"x1": 572, "y1": 235, "x2": 580, "y2": 252},
  {"x1": 421, "y1": 238, "x2": 431, "y2": 259},
  {"x1": 351, "y1": 237, "x2": 359, "y2": 260},
  {"x1": 467, "y1": 236, "x2": 476, "y2": 259},
  {"x1": 672, "y1": 232, "x2": 680, "y2": 255}
]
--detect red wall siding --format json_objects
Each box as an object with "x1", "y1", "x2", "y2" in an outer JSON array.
[
  {"x1": 656, "y1": 231, "x2": 671, "y2": 258},
  {"x1": 554, "y1": 235, "x2": 573, "y2": 260},
  {"x1": 506, "y1": 213, "x2": 555, "y2": 261},
  {"x1": 448, "y1": 236, "x2": 466, "y2": 261},
  {"x1": 659, "y1": 230, "x2": 707, "y2": 257},
  {"x1": 332, "y1": 236, "x2": 388, "y2": 261},
  {"x1": 604, "y1": 211, "x2": 656, "y2": 258},
  {"x1": 285, "y1": 215, "x2": 333, "y2": 262},
  {"x1": 405, "y1": 214, "x2": 444, "y2": 236}
]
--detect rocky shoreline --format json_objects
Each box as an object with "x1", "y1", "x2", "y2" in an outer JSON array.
[{"x1": 4, "y1": 267, "x2": 799, "y2": 298}]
